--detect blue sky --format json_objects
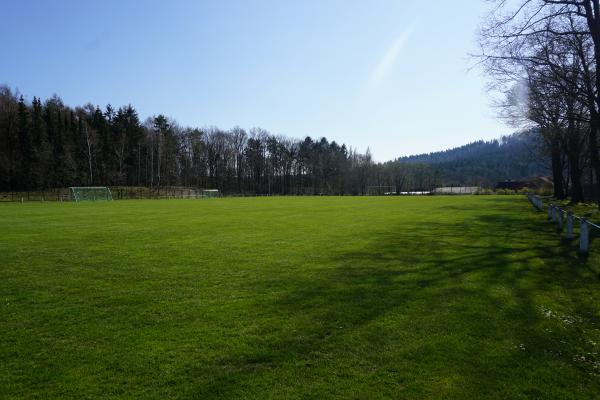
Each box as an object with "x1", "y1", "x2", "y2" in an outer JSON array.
[{"x1": 1, "y1": 0, "x2": 512, "y2": 161}]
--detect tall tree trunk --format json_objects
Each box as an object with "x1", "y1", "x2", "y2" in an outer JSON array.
[
  {"x1": 584, "y1": 0, "x2": 600, "y2": 207},
  {"x1": 551, "y1": 141, "x2": 565, "y2": 199},
  {"x1": 566, "y1": 128, "x2": 585, "y2": 203},
  {"x1": 589, "y1": 117, "x2": 600, "y2": 206}
]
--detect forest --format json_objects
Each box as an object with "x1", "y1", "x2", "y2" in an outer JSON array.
[
  {"x1": 0, "y1": 86, "x2": 442, "y2": 195},
  {"x1": 401, "y1": 132, "x2": 547, "y2": 186},
  {"x1": 0, "y1": 86, "x2": 554, "y2": 195}
]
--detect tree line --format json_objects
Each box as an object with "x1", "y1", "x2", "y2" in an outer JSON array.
[
  {"x1": 0, "y1": 86, "x2": 440, "y2": 195},
  {"x1": 478, "y1": 0, "x2": 600, "y2": 206}
]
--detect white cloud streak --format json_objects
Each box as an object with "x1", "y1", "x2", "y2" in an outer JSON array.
[{"x1": 368, "y1": 23, "x2": 416, "y2": 91}]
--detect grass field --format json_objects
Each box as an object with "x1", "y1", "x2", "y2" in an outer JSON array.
[{"x1": 1, "y1": 195, "x2": 600, "y2": 399}]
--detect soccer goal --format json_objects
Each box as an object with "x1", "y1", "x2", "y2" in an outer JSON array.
[
  {"x1": 201, "y1": 189, "x2": 220, "y2": 198},
  {"x1": 70, "y1": 187, "x2": 113, "y2": 202}
]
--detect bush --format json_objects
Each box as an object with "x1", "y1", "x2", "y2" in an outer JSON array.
[
  {"x1": 474, "y1": 188, "x2": 493, "y2": 195},
  {"x1": 517, "y1": 187, "x2": 533, "y2": 195}
]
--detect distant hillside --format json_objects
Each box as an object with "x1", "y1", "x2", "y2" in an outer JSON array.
[{"x1": 399, "y1": 131, "x2": 548, "y2": 186}]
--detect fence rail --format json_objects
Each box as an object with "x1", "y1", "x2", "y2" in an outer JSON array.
[{"x1": 527, "y1": 194, "x2": 599, "y2": 254}]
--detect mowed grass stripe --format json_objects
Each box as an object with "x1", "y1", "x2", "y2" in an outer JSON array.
[{"x1": 1, "y1": 196, "x2": 599, "y2": 399}]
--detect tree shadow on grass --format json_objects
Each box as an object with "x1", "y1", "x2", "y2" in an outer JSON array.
[{"x1": 186, "y1": 201, "x2": 600, "y2": 399}]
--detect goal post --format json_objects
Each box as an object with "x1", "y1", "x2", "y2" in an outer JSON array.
[
  {"x1": 201, "y1": 189, "x2": 220, "y2": 198},
  {"x1": 70, "y1": 187, "x2": 113, "y2": 202}
]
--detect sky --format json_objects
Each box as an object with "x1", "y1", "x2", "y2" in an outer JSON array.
[{"x1": 0, "y1": 0, "x2": 513, "y2": 161}]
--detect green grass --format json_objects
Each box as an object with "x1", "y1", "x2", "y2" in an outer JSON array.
[{"x1": 1, "y1": 195, "x2": 600, "y2": 399}]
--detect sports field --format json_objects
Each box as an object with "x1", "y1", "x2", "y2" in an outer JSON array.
[{"x1": 1, "y1": 196, "x2": 600, "y2": 399}]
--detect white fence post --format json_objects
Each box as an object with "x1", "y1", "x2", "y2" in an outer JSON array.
[
  {"x1": 530, "y1": 194, "x2": 541, "y2": 210},
  {"x1": 580, "y1": 219, "x2": 590, "y2": 254},
  {"x1": 566, "y1": 212, "x2": 574, "y2": 239},
  {"x1": 531, "y1": 197, "x2": 595, "y2": 253}
]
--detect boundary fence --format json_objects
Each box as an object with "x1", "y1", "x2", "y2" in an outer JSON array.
[
  {"x1": 0, "y1": 187, "x2": 222, "y2": 202},
  {"x1": 527, "y1": 194, "x2": 599, "y2": 254}
]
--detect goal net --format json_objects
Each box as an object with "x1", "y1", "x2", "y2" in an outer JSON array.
[
  {"x1": 70, "y1": 187, "x2": 113, "y2": 201},
  {"x1": 201, "y1": 189, "x2": 220, "y2": 198}
]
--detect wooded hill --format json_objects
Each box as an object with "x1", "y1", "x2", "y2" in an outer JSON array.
[{"x1": 399, "y1": 132, "x2": 548, "y2": 187}]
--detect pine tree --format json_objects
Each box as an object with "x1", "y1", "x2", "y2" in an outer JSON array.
[
  {"x1": 30, "y1": 97, "x2": 52, "y2": 188},
  {"x1": 17, "y1": 96, "x2": 33, "y2": 189}
]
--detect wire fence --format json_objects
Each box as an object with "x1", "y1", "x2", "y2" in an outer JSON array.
[
  {"x1": 0, "y1": 190, "x2": 65, "y2": 202},
  {"x1": 527, "y1": 194, "x2": 599, "y2": 254}
]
